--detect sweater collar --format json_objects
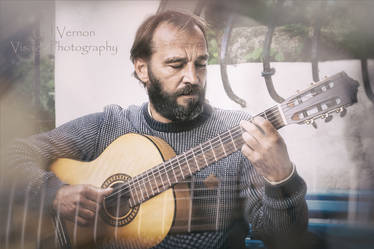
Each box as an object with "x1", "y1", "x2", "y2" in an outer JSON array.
[{"x1": 142, "y1": 102, "x2": 212, "y2": 132}]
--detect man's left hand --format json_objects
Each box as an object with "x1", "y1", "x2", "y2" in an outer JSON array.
[{"x1": 240, "y1": 117, "x2": 293, "y2": 183}]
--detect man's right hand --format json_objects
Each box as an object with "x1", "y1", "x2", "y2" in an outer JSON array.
[{"x1": 53, "y1": 184, "x2": 112, "y2": 226}]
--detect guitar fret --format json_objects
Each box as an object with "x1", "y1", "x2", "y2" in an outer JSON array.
[
  {"x1": 219, "y1": 135, "x2": 227, "y2": 157},
  {"x1": 176, "y1": 157, "x2": 185, "y2": 179},
  {"x1": 163, "y1": 163, "x2": 172, "y2": 186},
  {"x1": 192, "y1": 149, "x2": 200, "y2": 171},
  {"x1": 157, "y1": 166, "x2": 164, "y2": 189},
  {"x1": 139, "y1": 180, "x2": 145, "y2": 201},
  {"x1": 229, "y1": 129, "x2": 238, "y2": 151},
  {"x1": 223, "y1": 132, "x2": 236, "y2": 155},
  {"x1": 263, "y1": 111, "x2": 268, "y2": 120},
  {"x1": 200, "y1": 144, "x2": 208, "y2": 166},
  {"x1": 184, "y1": 152, "x2": 193, "y2": 175},
  {"x1": 151, "y1": 169, "x2": 160, "y2": 193},
  {"x1": 146, "y1": 171, "x2": 155, "y2": 196},
  {"x1": 209, "y1": 140, "x2": 217, "y2": 161},
  {"x1": 133, "y1": 184, "x2": 141, "y2": 204},
  {"x1": 213, "y1": 137, "x2": 225, "y2": 159},
  {"x1": 142, "y1": 175, "x2": 150, "y2": 199},
  {"x1": 170, "y1": 162, "x2": 178, "y2": 183}
]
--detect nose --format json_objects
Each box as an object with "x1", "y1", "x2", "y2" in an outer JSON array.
[{"x1": 183, "y1": 63, "x2": 199, "y2": 85}]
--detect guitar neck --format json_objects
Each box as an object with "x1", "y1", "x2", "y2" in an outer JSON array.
[{"x1": 126, "y1": 105, "x2": 286, "y2": 207}]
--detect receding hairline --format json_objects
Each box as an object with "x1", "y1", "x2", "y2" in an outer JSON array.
[
  {"x1": 151, "y1": 21, "x2": 207, "y2": 47},
  {"x1": 130, "y1": 11, "x2": 208, "y2": 63}
]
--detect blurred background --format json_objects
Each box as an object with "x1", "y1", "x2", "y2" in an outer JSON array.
[{"x1": 1, "y1": 0, "x2": 374, "y2": 248}]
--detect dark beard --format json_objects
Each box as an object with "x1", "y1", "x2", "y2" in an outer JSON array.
[{"x1": 146, "y1": 66, "x2": 206, "y2": 122}]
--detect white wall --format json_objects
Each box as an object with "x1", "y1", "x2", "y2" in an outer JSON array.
[
  {"x1": 55, "y1": 1, "x2": 159, "y2": 126},
  {"x1": 55, "y1": 2, "x2": 374, "y2": 193}
]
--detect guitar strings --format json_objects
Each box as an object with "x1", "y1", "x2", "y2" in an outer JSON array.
[
  {"x1": 107, "y1": 129, "x2": 266, "y2": 207},
  {"x1": 140, "y1": 116, "x2": 284, "y2": 187},
  {"x1": 135, "y1": 106, "x2": 283, "y2": 181},
  {"x1": 106, "y1": 107, "x2": 284, "y2": 203},
  {"x1": 106, "y1": 119, "x2": 264, "y2": 201},
  {"x1": 127, "y1": 105, "x2": 283, "y2": 190},
  {"x1": 106, "y1": 108, "x2": 284, "y2": 204},
  {"x1": 106, "y1": 121, "x2": 279, "y2": 206},
  {"x1": 105, "y1": 127, "x2": 238, "y2": 205}
]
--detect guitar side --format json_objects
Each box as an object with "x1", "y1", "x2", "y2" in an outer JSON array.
[{"x1": 48, "y1": 133, "x2": 182, "y2": 249}]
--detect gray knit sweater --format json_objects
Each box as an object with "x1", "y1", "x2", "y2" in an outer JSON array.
[{"x1": 6, "y1": 102, "x2": 308, "y2": 249}]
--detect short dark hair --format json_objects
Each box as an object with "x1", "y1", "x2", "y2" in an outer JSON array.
[{"x1": 130, "y1": 10, "x2": 208, "y2": 84}]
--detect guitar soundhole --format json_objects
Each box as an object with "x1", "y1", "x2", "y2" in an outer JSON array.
[
  {"x1": 104, "y1": 182, "x2": 131, "y2": 217},
  {"x1": 101, "y1": 173, "x2": 139, "y2": 227}
]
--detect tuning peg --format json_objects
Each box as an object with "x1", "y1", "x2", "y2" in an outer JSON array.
[
  {"x1": 324, "y1": 115, "x2": 333, "y2": 123},
  {"x1": 336, "y1": 107, "x2": 347, "y2": 117},
  {"x1": 340, "y1": 108, "x2": 347, "y2": 117},
  {"x1": 311, "y1": 82, "x2": 315, "y2": 86},
  {"x1": 305, "y1": 119, "x2": 317, "y2": 128}
]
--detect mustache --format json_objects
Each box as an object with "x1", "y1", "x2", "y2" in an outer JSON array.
[{"x1": 176, "y1": 84, "x2": 202, "y2": 96}]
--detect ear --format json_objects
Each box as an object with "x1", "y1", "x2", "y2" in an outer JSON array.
[{"x1": 134, "y1": 58, "x2": 149, "y2": 84}]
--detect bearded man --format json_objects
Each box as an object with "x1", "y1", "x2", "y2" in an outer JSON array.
[{"x1": 6, "y1": 10, "x2": 308, "y2": 249}]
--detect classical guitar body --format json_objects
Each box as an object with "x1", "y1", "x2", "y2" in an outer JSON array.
[{"x1": 48, "y1": 133, "x2": 189, "y2": 249}]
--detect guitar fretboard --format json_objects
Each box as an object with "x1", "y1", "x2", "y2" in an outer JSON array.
[{"x1": 108, "y1": 105, "x2": 285, "y2": 207}]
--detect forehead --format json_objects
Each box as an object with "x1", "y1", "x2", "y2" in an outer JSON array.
[{"x1": 151, "y1": 22, "x2": 207, "y2": 57}]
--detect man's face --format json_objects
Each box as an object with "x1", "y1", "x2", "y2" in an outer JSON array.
[{"x1": 145, "y1": 22, "x2": 208, "y2": 122}]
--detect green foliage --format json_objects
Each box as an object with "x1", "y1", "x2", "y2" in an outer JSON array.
[
  {"x1": 281, "y1": 23, "x2": 308, "y2": 38},
  {"x1": 10, "y1": 54, "x2": 55, "y2": 130},
  {"x1": 208, "y1": 37, "x2": 219, "y2": 64},
  {"x1": 273, "y1": 49, "x2": 284, "y2": 61},
  {"x1": 244, "y1": 47, "x2": 263, "y2": 62},
  {"x1": 244, "y1": 47, "x2": 284, "y2": 62},
  {"x1": 205, "y1": 1, "x2": 374, "y2": 63},
  {"x1": 39, "y1": 56, "x2": 55, "y2": 115},
  {"x1": 206, "y1": 28, "x2": 220, "y2": 65}
]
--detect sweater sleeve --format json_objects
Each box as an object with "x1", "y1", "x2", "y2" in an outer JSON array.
[
  {"x1": 238, "y1": 157, "x2": 308, "y2": 246},
  {"x1": 4, "y1": 112, "x2": 104, "y2": 211}
]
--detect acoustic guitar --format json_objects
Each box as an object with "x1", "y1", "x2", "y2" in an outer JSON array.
[{"x1": 10, "y1": 72, "x2": 359, "y2": 249}]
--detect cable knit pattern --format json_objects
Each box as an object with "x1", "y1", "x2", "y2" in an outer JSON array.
[{"x1": 6, "y1": 102, "x2": 308, "y2": 249}]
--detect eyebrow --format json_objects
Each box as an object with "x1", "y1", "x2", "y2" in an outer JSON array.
[
  {"x1": 164, "y1": 57, "x2": 186, "y2": 64},
  {"x1": 164, "y1": 54, "x2": 209, "y2": 64}
]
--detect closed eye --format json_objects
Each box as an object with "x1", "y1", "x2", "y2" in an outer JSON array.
[
  {"x1": 169, "y1": 64, "x2": 184, "y2": 69},
  {"x1": 196, "y1": 63, "x2": 207, "y2": 68}
]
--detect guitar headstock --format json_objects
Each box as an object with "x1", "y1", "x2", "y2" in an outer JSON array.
[{"x1": 281, "y1": 72, "x2": 359, "y2": 126}]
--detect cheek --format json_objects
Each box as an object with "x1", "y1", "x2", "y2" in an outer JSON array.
[
  {"x1": 198, "y1": 69, "x2": 207, "y2": 84},
  {"x1": 160, "y1": 77, "x2": 182, "y2": 96}
]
